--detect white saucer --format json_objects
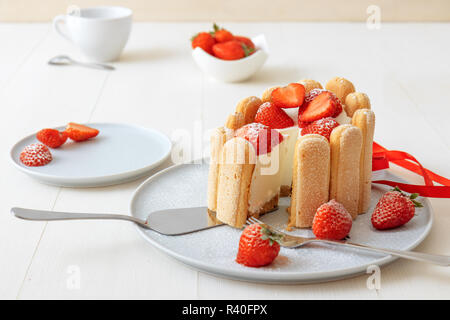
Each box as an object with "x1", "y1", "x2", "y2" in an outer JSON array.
[
  {"x1": 130, "y1": 162, "x2": 433, "y2": 284},
  {"x1": 10, "y1": 123, "x2": 172, "y2": 187}
]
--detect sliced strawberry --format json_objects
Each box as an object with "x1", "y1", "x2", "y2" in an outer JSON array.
[
  {"x1": 271, "y1": 83, "x2": 305, "y2": 109},
  {"x1": 36, "y1": 128, "x2": 68, "y2": 148},
  {"x1": 254, "y1": 102, "x2": 294, "y2": 129},
  {"x1": 299, "y1": 91, "x2": 339, "y2": 123},
  {"x1": 65, "y1": 122, "x2": 99, "y2": 142},
  {"x1": 235, "y1": 123, "x2": 283, "y2": 155},
  {"x1": 301, "y1": 117, "x2": 339, "y2": 141},
  {"x1": 305, "y1": 89, "x2": 343, "y2": 116},
  {"x1": 20, "y1": 143, "x2": 52, "y2": 167}
]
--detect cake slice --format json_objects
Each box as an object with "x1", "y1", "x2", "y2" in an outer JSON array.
[
  {"x1": 207, "y1": 111, "x2": 245, "y2": 214},
  {"x1": 252, "y1": 101, "x2": 298, "y2": 197},
  {"x1": 289, "y1": 134, "x2": 330, "y2": 228},
  {"x1": 216, "y1": 137, "x2": 256, "y2": 227},
  {"x1": 216, "y1": 123, "x2": 285, "y2": 228}
]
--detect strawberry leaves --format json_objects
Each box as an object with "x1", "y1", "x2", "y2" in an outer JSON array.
[
  {"x1": 260, "y1": 225, "x2": 283, "y2": 246},
  {"x1": 392, "y1": 186, "x2": 423, "y2": 208}
]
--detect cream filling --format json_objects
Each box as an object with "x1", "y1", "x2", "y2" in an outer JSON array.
[
  {"x1": 248, "y1": 141, "x2": 285, "y2": 213},
  {"x1": 335, "y1": 109, "x2": 351, "y2": 125}
]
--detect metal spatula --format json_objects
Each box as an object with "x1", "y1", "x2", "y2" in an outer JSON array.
[{"x1": 11, "y1": 206, "x2": 224, "y2": 235}]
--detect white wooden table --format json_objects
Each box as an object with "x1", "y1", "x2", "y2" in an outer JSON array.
[{"x1": 1, "y1": 22, "x2": 449, "y2": 299}]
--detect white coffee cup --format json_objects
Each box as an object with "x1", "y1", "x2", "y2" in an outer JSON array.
[{"x1": 53, "y1": 6, "x2": 132, "y2": 62}]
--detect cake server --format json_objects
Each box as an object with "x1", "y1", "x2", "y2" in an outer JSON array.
[{"x1": 11, "y1": 206, "x2": 223, "y2": 236}]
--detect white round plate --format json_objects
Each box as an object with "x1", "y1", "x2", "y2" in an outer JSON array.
[
  {"x1": 10, "y1": 123, "x2": 171, "y2": 187},
  {"x1": 130, "y1": 162, "x2": 433, "y2": 284}
]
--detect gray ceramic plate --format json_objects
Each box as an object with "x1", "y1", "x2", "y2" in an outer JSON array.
[
  {"x1": 10, "y1": 123, "x2": 172, "y2": 187},
  {"x1": 130, "y1": 162, "x2": 433, "y2": 284}
]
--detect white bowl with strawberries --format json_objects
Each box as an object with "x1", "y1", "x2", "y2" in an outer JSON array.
[{"x1": 191, "y1": 24, "x2": 268, "y2": 82}]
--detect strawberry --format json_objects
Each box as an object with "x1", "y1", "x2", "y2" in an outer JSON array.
[
  {"x1": 36, "y1": 128, "x2": 68, "y2": 148},
  {"x1": 236, "y1": 223, "x2": 282, "y2": 267},
  {"x1": 312, "y1": 199, "x2": 353, "y2": 240},
  {"x1": 212, "y1": 40, "x2": 253, "y2": 60},
  {"x1": 371, "y1": 187, "x2": 423, "y2": 230},
  {"x1": 297, "y1": 110, "x2": 311, "y2": 128},
  {"x1": 301, "y1": 117, "x2": 339, "y2": 141},
  {"x1": 211, "y1": 23, "x2": 234, "y2": 43},
  {"x1": 20, "y1": 143, "x2": 52, "y2": 167},
  {"x1": 65, "y1": 122, "x2": 99, "y2": 142},
  {"x1": 234, "y1": 35, "x2": 255, "y2": 50},
  {"x1": 271, "y1": 83, "x2": 305, "y2": 109},
  {"x1": 299, "y1": 90, "x2": 341, "y2": 123},
  {"x1": 254, "y1": 102, "x2": 294, "y2": 129},
  {"x1": 235, "y1": 123, "x2": 284, "y2": 155},
  {"x1": 191, "y1": 32, "x2": 216, "y2": 55},
  {"x1": 305, "y1": 89, "x2": 343, "y2": 117}
]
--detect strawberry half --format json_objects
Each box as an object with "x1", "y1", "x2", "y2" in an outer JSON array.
[
  {"x1": 299, "y1": 90, "x2": 340, "y2": 123},
  {"x1": 312, "y1": 199, "x2": 353, "y2": 240},
  {"x1": 36, "y1": 128, "x2": 68, "y2": 148},
  {"x1": 20, "y1": 143, "x2": 52, "y2": 167},
  {"x1": 235, "y1": 123, "x2": 283, "y2": 155},
  {"x1": 254, "y1": 102, "x2": 294, "y2": 129},
  {"x1": 236, "y1": 223, "x2": 282, "y2": 267},
  {"x1": 271, "y1": 83, "x2": 305, "y2": 109},
  {"x1": 301, "y1": 117, "x2": 339, "y2": 141},
  {"x1": 65, "y1": 122, "x2": 99, "y2": 142},
  {"x1": 371, "y1": 187, "x2": 423, "y2": 230}
]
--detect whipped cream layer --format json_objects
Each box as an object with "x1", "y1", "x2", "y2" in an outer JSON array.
[
  {"x1": 248, "y1": 140, "x2": 285, "y2": 213},
  {"x1": 335, "y1": 109, "x2": 352, "y2": 125}
]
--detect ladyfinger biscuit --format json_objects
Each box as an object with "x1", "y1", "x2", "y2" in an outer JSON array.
[
  {"x1": 235, "y1": 96, "x2": 262, "y2": 124},
  {"x1": 298, "y1": 79, "x2": 323, "y2": 94},
  {"x1": 329, "y1": 124, "x2": 362, "y2": 219},
  {"x1": 225, "y1": 112, "x2": 245, "y2": 130},
  {"x1": 261, "y1": 86, "x2": 280, "y2": 103},
  {"x1": 325, "y1": 77, "x2": 355, "y2": 105},
  {"x1": 207, "y1": 127, "x2": 227, "y2": 212},
  {"x1": 352, "y1": 109, "x2": 375, "y2": 214},
  {"x1": 289, "y1": 134, "x2": 330, "y2": 228},
  {"x1": 345, "y1": 92, "x2": 371, "y2": 117},
  {"x1": 216, "y1": 138, "x2": 256, "y2": 228}
]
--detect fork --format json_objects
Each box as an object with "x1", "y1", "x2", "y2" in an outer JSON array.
[{"x1": 246, "y1": 216, "x2": 450, "y2": 266}]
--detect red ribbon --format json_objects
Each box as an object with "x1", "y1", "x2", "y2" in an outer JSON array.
[{"x1": 372, "y1": 142, "x2": 450, "y2": 198}]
